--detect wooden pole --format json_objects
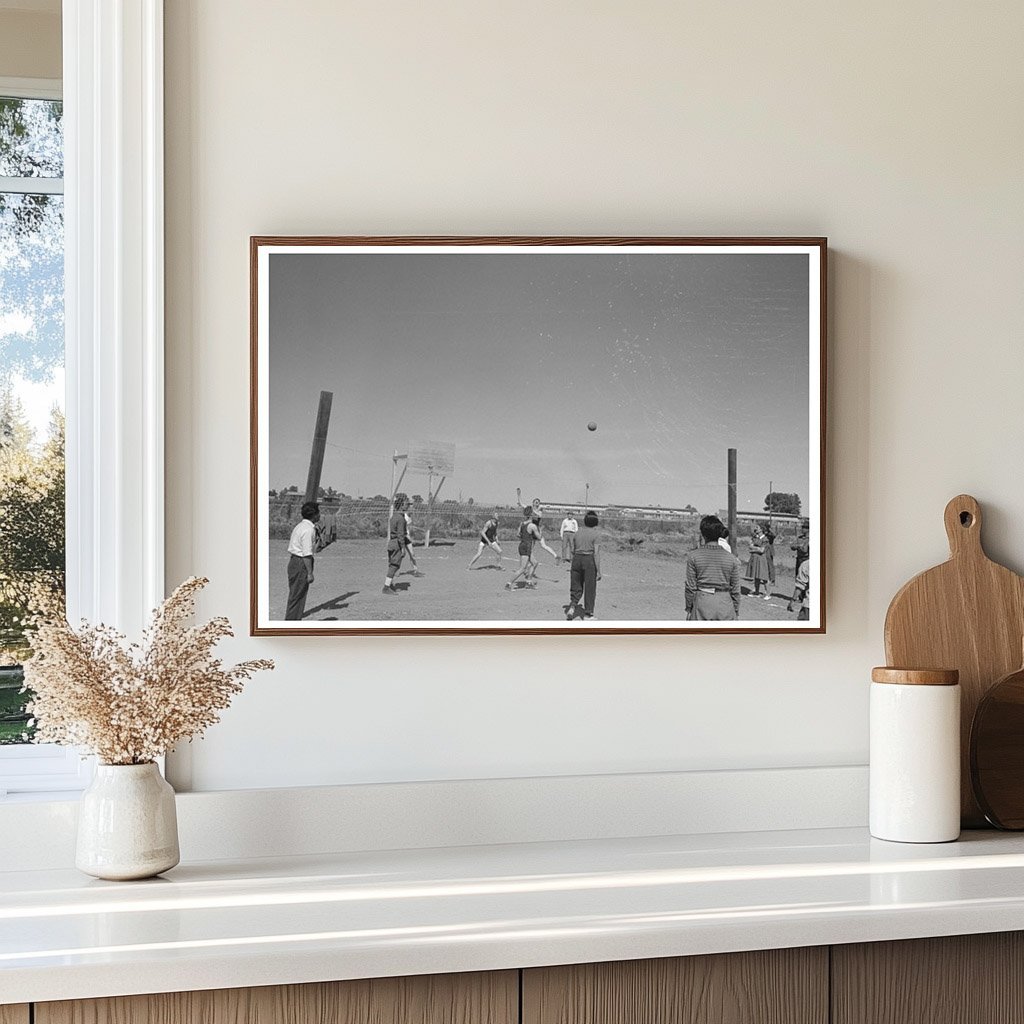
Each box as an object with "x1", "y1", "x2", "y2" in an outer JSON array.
[
  {"x1": 425, "y1": 468, "x2": 434, "y2": 548},
  {"x1": 388, "y1": 451, "x2": 397, "y2": 540},
  {"x1": 727, "y1": 448, "x2": 737, "y2": 548},
  {"x1": 388, "y1": 456, "x2": 408, "y2": 540},
  {"x1": 303, "y1": 390, "x2": 333, "y2": 506}
]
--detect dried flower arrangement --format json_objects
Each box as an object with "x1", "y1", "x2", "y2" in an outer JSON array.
[{"x1": 22, "y1": 577, "x2": 273, "y2": 765}]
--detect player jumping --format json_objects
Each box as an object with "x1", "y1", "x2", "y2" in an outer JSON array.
[{"x1": 505, "y1": 507, "x2": 557, "y2": 590}]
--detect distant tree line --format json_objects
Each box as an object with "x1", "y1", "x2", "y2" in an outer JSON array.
[{"x1": 764, "y1": 492, "x2": 801, "y2": 516}]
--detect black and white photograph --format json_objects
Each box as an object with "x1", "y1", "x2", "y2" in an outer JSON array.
[{"x1": 251, "y1": 238, "x2": 825, "y2": 634}]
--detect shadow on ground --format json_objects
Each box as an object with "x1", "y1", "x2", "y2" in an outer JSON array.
[{"x1": 304, "y1": 591, "x2": 359, "y2": 616}]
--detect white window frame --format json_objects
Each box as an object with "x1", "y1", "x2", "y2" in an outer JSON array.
[
  {"x1": 0, "y1": 77, "x2": 64, "y2": 193},
  {"x1": 0, "y1": 0, "x2": 164, "y2": 799},
  {"x1": 0, "y1": 75, "x2": 78, "y2": 797}
]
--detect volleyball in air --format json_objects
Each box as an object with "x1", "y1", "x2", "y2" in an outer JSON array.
[{"x1": 587, "y1": 421, "x2": 598, "y2": 432}]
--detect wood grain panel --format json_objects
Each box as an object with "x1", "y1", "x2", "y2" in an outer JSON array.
[
  {"x1": 36, "y1": 971, "x2": 517, "y2": 1024},
  {"x1": 0, "y1": 1006, "x2": 29, "y2": 1024},
  {"x1": 522, "y1": 949, "x2": 828, "y2": 1024},
  {"x1": 833, "y1": 933, "x2": 1024, "y2": 1024}
]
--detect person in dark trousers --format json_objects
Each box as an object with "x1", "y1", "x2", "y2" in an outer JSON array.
[
  {"x1": 559, "y1": 512, "x2": 579, "y2": 565},
  {"x1": 685, "y1": 515, "x2": 741, "y2": 620},
  {"x1": 285, "y1": 501, "x2": 320, "y2": 620},
  {"x1": 763, "y1": 525, "x2": 777, "y2": 590},
  {"x1": 384, "y1": 496, "x2": 411, "y2": 595},
  {"x1": 566, "y1": 510, "x2": 602, "y2": 620}
]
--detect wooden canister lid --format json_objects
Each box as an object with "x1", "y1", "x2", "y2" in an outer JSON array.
[{"x1": 871, "y1": 667, "x2": 959, "y2": 686}]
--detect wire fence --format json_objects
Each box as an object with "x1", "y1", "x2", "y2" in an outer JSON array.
[{"x1": 269, "y1": 496, "x2": 807, "y2": 554}]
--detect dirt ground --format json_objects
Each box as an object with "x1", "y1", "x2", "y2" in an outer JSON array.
[{"x1": 269, "y1": 538, "x2": 804, "y2": 623}]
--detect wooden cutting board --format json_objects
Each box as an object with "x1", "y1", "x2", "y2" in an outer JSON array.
[{"x1": 884, "y1": 494, "x2": 1024, "y2": 827}]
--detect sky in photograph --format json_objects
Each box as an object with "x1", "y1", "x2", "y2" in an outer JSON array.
[{"x1": 268, "y1": 250, "x2": 811, "y2": 513}]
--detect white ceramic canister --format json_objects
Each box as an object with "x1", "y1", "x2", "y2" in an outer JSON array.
[{"x1": 870, "y1": 667, "x2": 960, "y2": 843}]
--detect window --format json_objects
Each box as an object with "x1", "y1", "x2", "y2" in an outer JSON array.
[
  {"x1": 0, "y1": 5, "x2": 166, "y2": 798},
  {"x1": 0, "y1": 79, "x2": 80, "y2": 796},
  {"x1": 0, "y1": 83, "x2": 64, "y2": 740}
]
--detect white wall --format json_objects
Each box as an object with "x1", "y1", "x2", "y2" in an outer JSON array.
[{"x1": 164, "y1": 1, "x2": 1024, "y2": 791}]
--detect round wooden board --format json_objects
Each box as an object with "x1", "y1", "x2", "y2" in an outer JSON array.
[{"x1": 971, "y1": 665, "x2": 1024, "y2": 829}]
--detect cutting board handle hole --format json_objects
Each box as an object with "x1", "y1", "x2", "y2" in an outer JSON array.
[{"x1": 960, "y1": 511, "x2": 974, "y2": 527}]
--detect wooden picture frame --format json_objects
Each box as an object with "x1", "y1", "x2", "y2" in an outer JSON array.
[{"x1": 251, "y1": 236, "x2": 826, "y2": 635}]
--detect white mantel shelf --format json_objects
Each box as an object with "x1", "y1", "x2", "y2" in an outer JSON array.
[{"x1": 4, "y1": 826, "x2": 1024, "y2": 1004}]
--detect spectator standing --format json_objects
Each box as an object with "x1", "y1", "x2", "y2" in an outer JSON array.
[
  {"x1": 763, "y1": 525, "x2": 777, "y2": 592},
  {"x1": 285, "y1": 501, "x2": 320, "y2": 620},
  {"x1": 566, "y1": 511, "x2": 602, "y2": 620},
  {"x1": 745, "y1": 525, "x2": 772, "y2": 598},
  {"x1": 791, "y1": 522, "x2": 810, "y2": 573},
  {"x1": 383, "y1": 496, "x2": 411, "y2": 595},
  {"x1": 786, "y1": 521, "x2": 810, "y2": 610},
  {"x1": 789, "y1": 555, "x2": 810, "y2": 615},
  {"x1": 794, "y1": 559, "x2": 810, "y2": 620},
  {"x1": 559, "y1": 512, "x2": 579, "y2": 565},
  {"x1": 685, "y1": 516, "x2": 741, "y2": 620}
]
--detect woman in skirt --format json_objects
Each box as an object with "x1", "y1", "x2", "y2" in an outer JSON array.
[{"x1": 745, "y1": 525, "x2": 772, "y2": 599}]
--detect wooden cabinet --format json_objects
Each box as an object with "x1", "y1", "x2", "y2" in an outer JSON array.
[
  {"x1": 522, "y1": 948, "x2": 828, "y2": 1024},
  {"x1": 832, "y1": 932, "x2": 1024, "y2": 1024},
  {"x1": 35, "y1": 972, "x2": 518, "y2": 1024},
  {"x1": 19, "y1": 933, "x2": 1024, "y2": 1024}
]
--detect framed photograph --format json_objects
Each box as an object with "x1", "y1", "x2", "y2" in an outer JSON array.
[{"x1": 251, "y1": 236, "x2": 826, "y2": 635}]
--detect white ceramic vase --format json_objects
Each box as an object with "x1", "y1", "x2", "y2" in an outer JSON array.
[{"x1": 76, "y1": 762, "x2": 180, "y2": 880}]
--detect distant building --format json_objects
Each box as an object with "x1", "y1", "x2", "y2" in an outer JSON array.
[{"x1": 718, "y1": 509, "x2": 803, "y2": 526}]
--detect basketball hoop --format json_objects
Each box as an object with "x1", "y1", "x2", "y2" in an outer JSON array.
[{"x1": 407, "y1": 441, "x2": 456, "y2": 477}]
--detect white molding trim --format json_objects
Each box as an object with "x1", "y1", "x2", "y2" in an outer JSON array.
[
  {"x1": 0, "y1": 76, "x2": 62, "y2": 100},
  {"x1": 0, "y1": 744, "x2": 92, "y2": 799},
  {"x1": 63, "y1": 0, "x2": 164, "y2": 633},
  {"x1": 0, "y1": 765, "x2": 870, "y2": 869},
  {"x1": 0, "y1": 175, "x2": 63, "y2": 194}
]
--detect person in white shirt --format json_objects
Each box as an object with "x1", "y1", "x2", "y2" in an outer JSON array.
[
  {"x1": 559, "y1": 513, "x2": 579, "y2": 564},
  {"x1": 403, "y1": 509, "x2": 422, "y2": 575},
  {"x1": 285, "y1": 501, "x2": 320, "y2": 620}
]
